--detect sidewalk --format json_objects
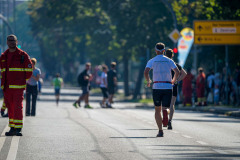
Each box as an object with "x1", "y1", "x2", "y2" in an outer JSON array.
[{"x1": 131, "y1": 101, "x2": 240, "y2": 118}]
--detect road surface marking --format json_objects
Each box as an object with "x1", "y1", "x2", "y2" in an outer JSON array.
[
  {"x1": 182, "y1": 135, "x2": 193, "y2": 139},
  {"x1": 196, "y1": 141, "x2": 208, "y2": 145},
  {"x1": 0, "y1": 125, "x2": 9, "y2": 152},
  {"x1": 212, "y1": 149, "x2": 229, "y2": 154},
  {"x1": 171, "y1": 131, "x2": 179, "y2": 134},
  {"x1": 6, "y1": 136, "x2": 20, "y2": 160}
]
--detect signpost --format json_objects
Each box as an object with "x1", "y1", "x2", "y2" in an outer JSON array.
[
  {"x1": 194, "y1": 20, "x2": 240, "y2": 104},
  {"x1": 194, "y1": 20, "x2": 240, "y2": 45},
  {"x1": 168, "y1": 29, "x2": 180, "y2": 43}
]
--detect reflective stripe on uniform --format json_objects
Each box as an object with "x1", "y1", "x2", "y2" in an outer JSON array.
[
  {"x1": 9, "y1": 119, "x2": 14, "y2": 122},
  {"x1": 13, "y1": 119, "x2": 23, "y2": 123},
  {"x1": 1, "y1": 68, "x2": 6, "y2": 72},
  {"x1": 1, "y1": 60, "x2": 5, "y2": 62},
  {"x1": 9, "y1": 85, "x2": 26, "y2": 89},
  {"x1": 9, "y1": 68, "x2": 33, "y2": 72},
  {"x1": 14, "y1": 125, "x2": 23, "y2": 128},
  {"x1": 9, "y1": 124, "x2": 15, "y2": 127},
  {"x1": 1, "y1": 85, "x2": 4, "y2": 89}
]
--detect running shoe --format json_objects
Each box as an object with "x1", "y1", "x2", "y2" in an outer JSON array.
[
  {"x1": 73, "y1": 102, "x2": 79, "y2": 108},
  {"x1": 162, "y1": 109, "x2": 168, "y2": 127},
  {"x1": 100, "y1": 102, "x2": 105, "y2": 108},
  {"x1": 84, "y1": 104, "x2": 93, "y2": 109},
  {"x1": 156, "y1": 130, "x2": 164, "y2": 137},
  {"x1": 167, "y1": 120, "x2": 172, "y2": 130},
  {"x1": 106, "y1": 102, "x2": 113, "y2": 108}
]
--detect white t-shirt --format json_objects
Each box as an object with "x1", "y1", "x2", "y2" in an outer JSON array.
[
  {"x1": 100, "y1": 72, "x2": 107, "y2": 88},
  {"x1": 146, "y1": 55, "x2": 177, "y2": 89}
]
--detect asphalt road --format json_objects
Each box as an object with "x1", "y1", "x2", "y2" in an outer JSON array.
[{"x1": 0, "y1": 87, "x2": 239, "y2": 160}]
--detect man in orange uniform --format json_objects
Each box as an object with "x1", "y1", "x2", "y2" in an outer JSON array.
[
  {"x1": 0, "y1": 35, "x2": 33, "y2": 136},
  {"x1": 182, "y1": 69, "x2": 194, "y2": 106}
]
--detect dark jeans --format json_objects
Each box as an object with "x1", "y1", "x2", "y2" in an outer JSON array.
[{"x1": 26, "y1": 84, "x2": 38, "y2": 116}]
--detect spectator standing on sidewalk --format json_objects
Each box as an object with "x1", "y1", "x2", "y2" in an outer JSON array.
[
  {"x1": 26, "y1": 58, "x2": 41, "y2": 116},
  {"x1": 182, "y1": 69, "x2": 194, "y2": 106},
  {"x1": 206, "y1": 71, "x2": 215, "y2": 104},
  {"x1": 165, "y1": 49, "x2": 187, "y2": 130},
  {"x1": 73, "y1": 62, "x2": 93, "y2": 109},
  {"x1": 52, "y1": 73, "x2": 64, "y2": 106},
  {"x1": 144, "y1": 42, "x2": 179, "y2": 137},
  {"x1": 107, "y1": 62, "x2": 117, "y2": 108},
  {"x1": 0, "y1": 34, "x2": 33, "y2": 136},
  {"x1": 99, "y1": 65, "x2": 109, "y2": 108},
  {"x1": 196, "y1": 67, "x2": 206, "y2": 106},
  {"x1": 234, "y1": 67, "x2": 240, "y2": 106}
]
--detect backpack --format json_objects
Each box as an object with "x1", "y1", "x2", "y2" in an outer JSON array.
[{"x1": 77, "y1": 73, "x2": 85, "y2": 86}]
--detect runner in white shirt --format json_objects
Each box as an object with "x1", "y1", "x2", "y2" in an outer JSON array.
[{"x1": 144, "y1": 42, "x2": 180, "y2": 137}]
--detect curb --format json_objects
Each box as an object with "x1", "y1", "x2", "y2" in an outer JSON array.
[{"x1": 134, "y1": 104, "x2": 240, "y2": 118}]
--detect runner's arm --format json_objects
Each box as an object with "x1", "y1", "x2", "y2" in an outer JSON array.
[
  {"x1": 172, "y1": 67, "x2": 180, "y2": 84},
  {"x1": 144, "y1": 67, "x2": 152, "y2": 87},
  {"x1": 177, "y1": 68, "x2": 187, "y2": 82}
]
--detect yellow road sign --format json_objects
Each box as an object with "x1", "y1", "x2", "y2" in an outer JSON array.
[
  {"x1": 194, "y1": 35, "x2": 240, "y2": 45},
  {"x1": 194, "y1": 21, "x2": 240, "y2": 34},
  {"x1": 194, "y1": 20, "x2": 240, "y2": 45}
]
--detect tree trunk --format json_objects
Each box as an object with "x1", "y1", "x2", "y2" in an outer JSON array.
[
  {"x1": 123, "y1": 53, "x2": 129, "y2": 96},
  {"x1": 133, "y1": 59, "x2": 146, "y2": 99}
]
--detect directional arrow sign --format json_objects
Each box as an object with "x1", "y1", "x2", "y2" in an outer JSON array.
[
  {"x1": 194, "y1": 20, "x2": 240, "y2": 45},
  {"x1": 194, "y1": 35, "x2": 240, "y2": 45}
]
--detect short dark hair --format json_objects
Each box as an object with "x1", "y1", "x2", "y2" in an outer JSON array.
[
  {"x1": 7, "y1": 34, "x2": 17, "y2": 41},
  {"x1": 165, "y1": 49, "x2": 173, "y2": 58},
  {"x1": 111, "y1": 62, "x2": 116, "y2": 68},
  {"x1": 102, "y1": 64, "x2": 108, "y2": 71},
  {"x1": 198, "y1": 67, "x2": 204, "y2": 73},
  {"x1": 155, "y1": 42, "x2": 165, "y2": 51}
]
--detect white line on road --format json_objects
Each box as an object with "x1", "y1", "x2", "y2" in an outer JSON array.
[
  {"x1": 196, "y1": 141, "x2": 208, "y2": 145},
  {"x1": 0, "y1": 125, "x2": 9, "y2": 152},
  {"x1": 171, "y1": 131, "x2": 179, "y2": 134},
  {"x1": 212, "y1": 149, "x2": 229, "y2": 155},
  {"x1": 182, "y1": 135, "x2": 193, "y2": 139},
  {"x1": 6, "y1": 136, "x2": 20, "y2": 160}
]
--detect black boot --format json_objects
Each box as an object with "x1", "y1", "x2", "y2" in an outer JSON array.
[
  {"x1": 1, "y1": 110, "x2": 4, "y2": 117},
  {"x1": 5, "y1": 127, "x2": 16, "y2": 136},
  {"x1": 15, "y1": 128, "x2": 23, "y2": 136},
  {"x1": 3, "y1": 113, "x2": 8, "y2": 117}
]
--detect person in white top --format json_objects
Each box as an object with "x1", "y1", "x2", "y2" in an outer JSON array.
[
  {"x1": 144, "y1": 42, "x2": 180, "y2": 137},
  {"x1": 99, "y1": 65, "x2": 109, "y2": 108}
]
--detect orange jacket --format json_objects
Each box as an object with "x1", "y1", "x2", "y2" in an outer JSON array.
[{"x1": 0, "y1": 48, "x2": 33, "y2": 91}]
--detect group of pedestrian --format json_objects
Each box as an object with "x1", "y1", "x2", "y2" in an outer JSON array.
[
  {"x1": 99, "y1": 62, "x2": 117, "y2": 108},
  {"x1": 72, "y1": 61, "x2": 117, "y2": 109},
  {"x1": 181, "y1": 66, "x2": 240, "y2": 107},
  {"x1": 144, "y1": 42, "x2": 187, "y2": 137}
]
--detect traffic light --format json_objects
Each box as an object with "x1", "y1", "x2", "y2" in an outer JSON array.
[{"x1": 173, "y1": 47, "x2": 178, "y2": 54}]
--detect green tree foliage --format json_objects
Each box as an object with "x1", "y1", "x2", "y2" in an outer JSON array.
[
  {"x1": 28, "y1": 0, "x2": 114, "y2": 82},
  {"x1": 172, "y1": 0, "x2": 240, "y2": 73}
]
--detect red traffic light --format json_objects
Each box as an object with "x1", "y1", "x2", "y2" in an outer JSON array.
[{"x1": 173, "y1": 48, "x2": 178, "y2": 53}]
